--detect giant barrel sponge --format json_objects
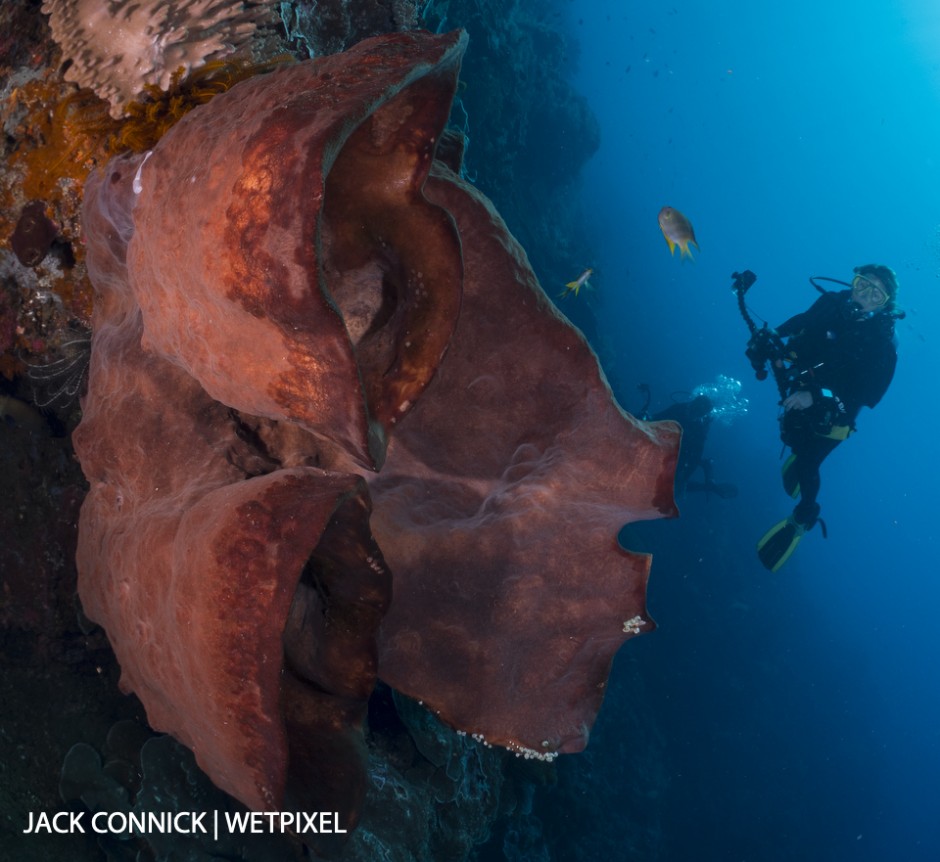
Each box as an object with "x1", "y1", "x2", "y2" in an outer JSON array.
[{"x1": 73, "y1": 29, "x2": 679, "y2": 843}]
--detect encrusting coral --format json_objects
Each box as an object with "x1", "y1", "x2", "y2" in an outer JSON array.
[{"x1": 41, "y1": 0, "x2": 278, "y2": 117}]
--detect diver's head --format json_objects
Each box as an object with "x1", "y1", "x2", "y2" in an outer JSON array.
[{"x1": 852, "y1": 263, "x2": 899, "y2": 314}]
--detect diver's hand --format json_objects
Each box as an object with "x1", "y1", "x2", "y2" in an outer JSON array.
[{"x1": 783, "y1": 391, "x2": 814, "y2": 411}]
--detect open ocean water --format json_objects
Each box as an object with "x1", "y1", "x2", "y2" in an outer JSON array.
[{"x1": 564, "y1": 1, "x2": 940, "y2": 859}]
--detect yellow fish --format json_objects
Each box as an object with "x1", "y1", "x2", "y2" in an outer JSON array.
[
  {"x1": 560, "y1": 267, "x2": 593, "y2": 298},
  {"x1": 658, "y1": 206, "x2": 699, "y2": 260}
]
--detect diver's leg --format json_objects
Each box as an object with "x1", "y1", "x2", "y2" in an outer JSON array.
[
  {"x1": 790, "y1": 435, "x2": 840, "y2": 527},
  {"x1": 759, "y1": 418, "x2": 840, "y2": 571}
]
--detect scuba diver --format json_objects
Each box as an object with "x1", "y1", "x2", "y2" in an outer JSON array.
[
  {"x1": 734, "y1": 265, "x2": 901, "y2": 572},
  {"x1": 639, "y1": 380, "x2": 742, "y2": 500}
]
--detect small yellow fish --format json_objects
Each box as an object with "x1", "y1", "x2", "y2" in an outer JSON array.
[
  {"x1": 658, "y1": 206, "x2": 699, "y2": 260},
  {"x1": 560, "y1": 267, "x2": 593, "y2": 298}
]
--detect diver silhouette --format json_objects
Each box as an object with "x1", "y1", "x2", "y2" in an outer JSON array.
[{"x1": 640, "y1": 381, "x2": 742, "y2": 500}]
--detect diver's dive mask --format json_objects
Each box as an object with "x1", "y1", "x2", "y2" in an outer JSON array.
[
  {"x1": 809, "y1": 274, "x2": 890, "y2": 319},
  {"x1": 851, "y1": 274, "x2": 888, "y2": 307}
]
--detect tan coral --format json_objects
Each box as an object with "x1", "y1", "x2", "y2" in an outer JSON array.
[{"x1": 41, "y1": 0, "x2": 276, "y2": 117}]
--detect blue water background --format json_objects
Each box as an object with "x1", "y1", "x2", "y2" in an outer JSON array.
[{"x1": 561, "y1": 1, "x2": 940, "y2": 858}]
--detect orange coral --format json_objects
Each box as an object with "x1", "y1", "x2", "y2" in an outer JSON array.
[
  {"x1": 110, "y1": 57, "x2": 293, "y2": 153},
  {"x1": 8, "y1": 58, "x2": 294, "y2": 204},
  {"x1": 7, "y1": 79, "x2": 115, "y2": 203}
]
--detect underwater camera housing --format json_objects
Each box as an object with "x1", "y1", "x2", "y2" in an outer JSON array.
[
  {"x1": 731, "y1": 269, "x2": 786, "y2": 383},
  {"x1": 731, "y1": 269, "x2": 757, "y2": 294},
  {"x1": 745, "y1": 325, "x2": 785, "y2": 381}
]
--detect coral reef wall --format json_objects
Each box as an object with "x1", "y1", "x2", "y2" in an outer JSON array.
[
  {"x1": 41, "y1": 0, "x2": 280, "y2": 117},
  {"x1": 424, "y1": 0, "x2": 599, "y2": 298}
]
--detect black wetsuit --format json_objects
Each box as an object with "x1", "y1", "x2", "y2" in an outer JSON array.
[{"x1": 777, "y1": 289, "x2": 897, "y2": 525}]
